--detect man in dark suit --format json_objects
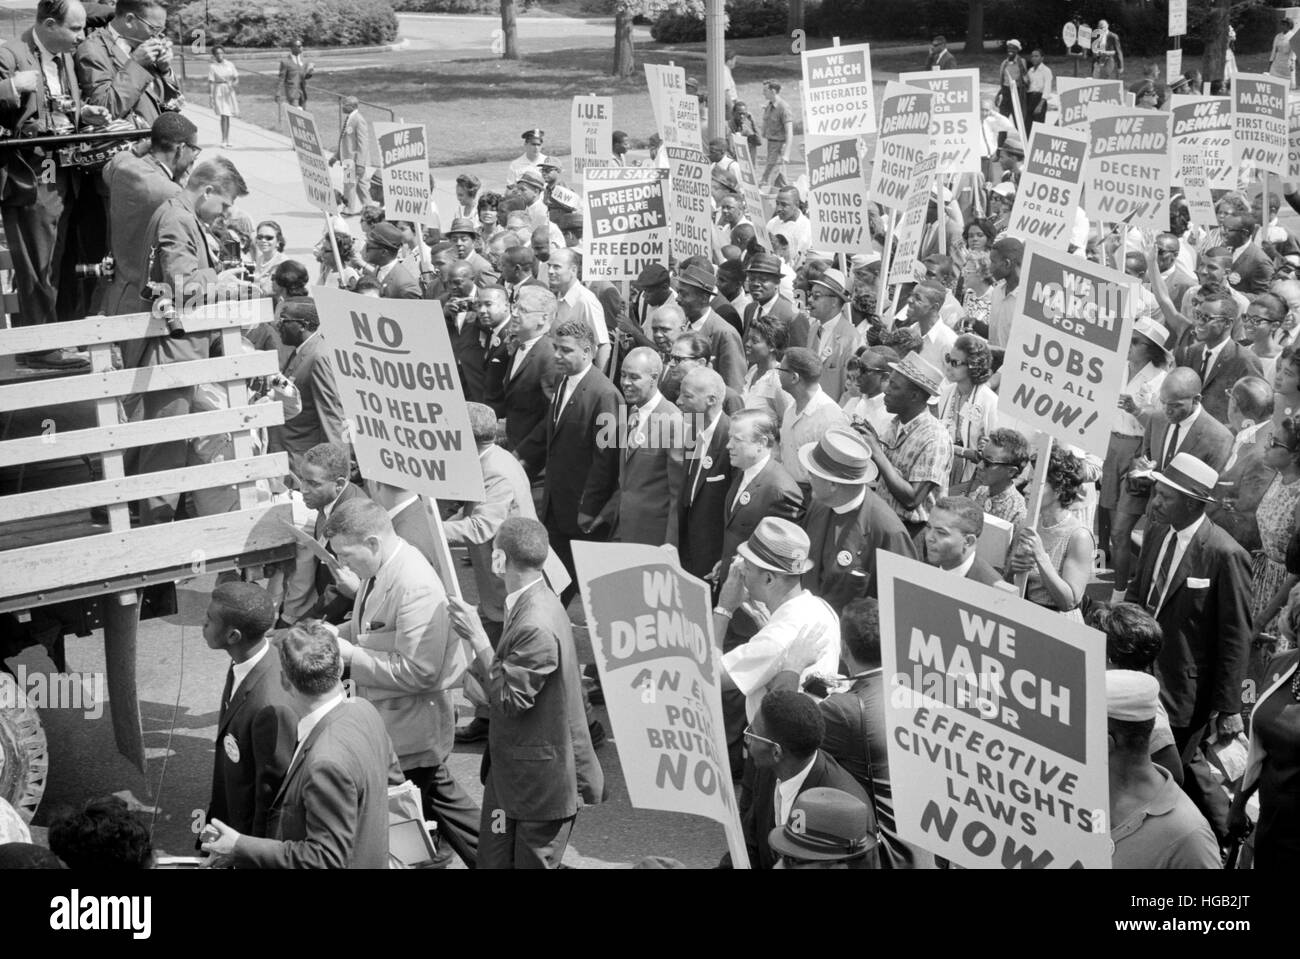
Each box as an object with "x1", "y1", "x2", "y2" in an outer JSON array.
[
  {"x1": 275, "y1": 38, "x2": 314, "y2": 107},
  {"x1": 363, "y1": 221, "x2": 421, "y2": 299},
  {"x1": 1179, "y1": 293, "x2": 1263, "y2": 425},
  {"x1": 1207, "y1": 376, "x2": 1276, "y2": 552},
  {"x1": 606, "y1": 347, "x2": 685, "y2": 544},
  {"x1": 1156, "y1": 232, "x2": 1197, "y2": 310},
  {"x1": 800, "y1": 426, "x2": 917, "y2": 613},
  {"x1": 500, "y1": 285, "x2": 559, "y2": 478},
  {"x1": 743, "y1": 252, "x2": 809, "y2": 348},
  {"x1": 204, "y1": 621, "x2": 401, "y2": 869},
  {"x1": 675, "y1": 261, "x2": 748, "y2": 392},
  {"x1": 501, "y1": 245, "x2": 546, "y2": 305},
  {"x1": 292, "y1": 442, "x2": 368, "y2": 625},
  {"x1": 542, "y1": 317, "x2": 622, "y2": 603},
  {"x1": 1220, "y1": 216, "x2": 1275, "y2": 296},
  {"x1": 268, "y1": 299, "x2": 348, "y2": 478},
  {"x1": 1124, "y1": 453, "x2": 1252, "y2": 768},
  {"x1": 448, "y1": 517, "x2": 604, "y2": 868},
  {"x1": 74, "y1": 0, "x2": 179, "y2": 124},
  {"x1": 918, "y1": 496, "x2": 1008, "y2": 588},
  {"x1": 458, "y1": 285, "x2": 511, "y2": 404},
  {"x1": 723, "y1": 689, "x2": 869, "y2": 869},
  {"x1": 671, "y1": 367, "x2": 733, "y2": 581},
  {"x1": 202, "y1": 582, "x2": 296, "y2": 841}
]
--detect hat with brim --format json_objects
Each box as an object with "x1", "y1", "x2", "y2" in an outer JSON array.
[
  {"x1": 736, "y1": 517, "x2": 814, "y2": 574},
  {"x1": 746, "y1": 252, "x2": 784, "y2": 277},
  {"x1": 1151, "y1": 452, "x2": 1218, "y2": 503},
  {"x1": 1131, "y1": 317, "x2": 1174, "y2": 363},
  {"x1": 518, "y1": 169, "x2": 545, "y2": 190},
  {"x1": 538, "y1": 158, "x2": 561, "y2": 170},
  {"x1": 811, "y1": 268, "x2": 850, "y2": 301},
  {"x1": 1006, "y1": 39, "x2": 1022, "y2": 50},
  {"x1": 446, "y1": 217, "x2": 477, "y2": 238},
  {"x1": 888, "y1": 353, "x2": 944, "y2": 397},
  {"x1": 677, "y1": 263, "x2": 716, "y2": 293},
  {"x1": 767, "y1": 787, "x2": 877, "y2": 863},
  {"x1": 522, "y1": 128, "x2": 544, "y2": 142},
  {"x1": 799, "y1": 427, "x2": 878, "y2": 485},
  {"x1": 366, "y1": 222, "x2": 404, "y2": 252}
]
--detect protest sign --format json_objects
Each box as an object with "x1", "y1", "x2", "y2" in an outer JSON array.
[
  {"x1": 285, "y1": 106, "x2": 333, "y2": 213},
  {"x1": 645, "y1": 62, "x2": 687, "y2": 136},
  {"x1": 801, "y1": 41, "x2": 875, "y2": 138},
  {"x1": 549, "y1": 183, "x2": 581, "y2": 212},
  {"x1": 729, "y1": 135, "x2": 771, "y2": 248},
  {"x1": 582, "y1": 166, "x2": 670, "y2": 281},
  {"x1": 1169, "y1": 0, "x2": 1187, "y2": 36},
  {"x1": 806, "y1": 138, "x2": 870, "y2": 253},
  {"x1": 1076, "y1": 24, "x2": 1093, "y2": 52},
  {"x1": 571, "y1": 96, "x2": 613, "y2": 178},
  {"x1": 1181, "y1": 153, "x2": 1217, "y2": 230},
  {"x1": 1007, "y1": 125, "x2": 1088, "y2": 249},
  {"x1": 1289, "y1": 96, "x2": 1300, "y2": 181},
  {"x1": 1083, "y1": 102, "x2": 1171, "y2": 232},
  {"x1": 868, "y1": 82, "x2": 933, "y2": 213},
  {"x1": 665, "y1": 145, "x2": 712, "y2": 261},
  {"x1": 662, "y1": 91, "x2": 704, "y2": 150},
  {"x1": 1055, "y1": 77, "x2": 1124, "y2": 128},
  {"x1": 878, "y1": 553, "x2": 1110, "y2": 869},
  {"x1": 1062, "y1": 22, "x2": 1077, "y2": 49},
  {"x1": 888, "y1": 154, "x2": 937, "y2": 285},
  {"x1": 315, "y1": 288, "x2": 484, "y2": 501},
  {"x1": 898, "y1": 68, "x2": 982, "y2": 174},
  {"x1": 573, "y1": 542, "x2": 749, "y2": 868},
  {"x1": 1233, "y1": 72, "x2": 1288, "y2": 178},
  {"x1": 1166, "y1": 48, "x2": 1182, "y2": 84},
  {"x1": 1170, "y1": 95, "x2": 1233, "y2": 189},
  {"x1": 373, "y1": 122, "x2": 434, "y2": 226},
  {"x1": 1001, "y1": 241, "x2": 1134, "y2": 459}
]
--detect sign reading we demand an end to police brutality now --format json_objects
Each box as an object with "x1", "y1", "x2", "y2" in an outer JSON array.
[
  {"x1": 315, "y1": 288, "x2": 485, "y2": 501},
  {"x1": 1083, "y1": 102, "x2": 1170, "y2": 233},
  {"x1": 868, "y1": 82, "x2": 932, "y2": 213},
  {"x1": 801, "y1": 41, "x2": 875, "y2": 138},
  {"x1": 1002, "y1": 241, "x2": 1135, "y2": 460},
  {"x1": 1170, "y1": 95, "x2": 1233, "y2": 190},
  {"x1": 878, "y1": 552, "x2": 1110, "y2": 869},
  {"x1": 583, "y1": 166, "x2": 670, "y2": 281},
  {"x1": 373, "y1": 122, "x2": 434, "y2": 226},
  {"x1": 572, "y1": 542, "x2": 749, "y2": 868}
]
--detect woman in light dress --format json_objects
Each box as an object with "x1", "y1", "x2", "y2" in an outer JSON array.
[
  {"x1": 1009, "y1": 445, "x2": 1096, "y2": 623},
  {"x1": 208, "y1": 46, "x2": 239, "y2": 149},
  {"x1": 936, "y1": 333, "x2": 997, "y2": 494}
]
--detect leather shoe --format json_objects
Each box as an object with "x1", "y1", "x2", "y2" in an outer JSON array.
[
  {"x1": 23, "y1": 349, "x2": 90, "y2": 370},
  {"x1": 588, "y1": 719, "x2": 607, "y2": 749},
  {"x1": 454, "y1": 717, "x2": 490, "y2": 743}
]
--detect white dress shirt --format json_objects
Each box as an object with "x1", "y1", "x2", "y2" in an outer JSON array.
[
  {"x1": 510, "y1": 333, "x2": 544, "y2": 379},
  {"x1": 774, "y1": 754, "x2": 818, "y2": 826},
  {"x1": 733, "y1": 453, "x2": 771, "y2": 505},
  {"x1": 504, "y1": 576, "x2": 544, "y2": 615},
  {"x1": 1147, "y1": 514, "x2": 1206, "y2": 614},
  {"x1": 292, "y1": 691, "x2": 346, "y2": 764},
  {"x1": 229, "y1": 640, "x2": 271, "y2": 699},
  {"x1": 555, "y1": 365, "x2": 590, "y2": 421},
  {"x1": 1160, "y1": 404, "x2": 1202, "y2": 465}
]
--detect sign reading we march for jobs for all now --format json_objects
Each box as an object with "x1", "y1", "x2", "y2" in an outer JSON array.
[{"x1": 898, "y1": 68, "x2": 982, "y2": 174}]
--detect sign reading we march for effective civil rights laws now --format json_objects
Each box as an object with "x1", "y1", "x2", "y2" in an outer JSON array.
[
  {"x1": 315, "y1": 287, "x2": 485, "y2": 501},
  {"x1": 573, "y1": 542, "x2": 749, "y2": 868},
  {"x1": 583, "y1": 167, "x2": 670, "y2": 281},
  {"x1": 286, "y1": 106, "x2": 333, "y2": 212},
  {"x1": 1001, "y1": 241, "x2": 1135, "y2": 459},
  {"x1": 898, "y1": 68, "x2": 982, "y2": 174},
  {"x1": 801, "y1": 41, "x2": 876, "y2": 138},
  {"x1": 878, "y1": 553, "x2": 1110, "y2": 869},
  {"x1": 373, "y1": 122, "x2": 434, "y2": 226},
  {"x1": 1083, "y1": 102, "x2": 1170, "y2": 232},
  {"x1": 868, "y1": 82, "x2": 932, "y2": 213}
]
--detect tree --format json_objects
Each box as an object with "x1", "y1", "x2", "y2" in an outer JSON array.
[
  {"x1": 500, "y1": 0, "x2": 519, "y2": 60},
  {"x1": 1201, "y1": 0, "x2": 1231, "y2": 83},
  {"x1": 612, "y1": 0, "x2": 705, "y2": 77},
  {"x1": 787, "y1": 0, "x2": 802, "y2": 34},
  {"x1": 965, "y1": 0, "x2": 984, "y2": 55}
]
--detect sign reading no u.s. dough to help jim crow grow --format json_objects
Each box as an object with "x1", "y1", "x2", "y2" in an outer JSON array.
[{"x1": 1000, "y1": 241, "x2": 1135, "y2": 459}]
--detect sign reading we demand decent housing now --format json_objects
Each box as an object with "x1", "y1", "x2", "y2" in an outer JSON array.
[
  {"x1": 879, "y1": 553, "x2": 1110, "y2": 869},
  {"x1": 573, "y1": 542, "x2": 749, "y2": 868},
  {"x1": 315, "y1": 288, "x2": 485, "y2": 501},
  {"x1": 373, "y1": 122, "x2": 434, "y2": 226}
]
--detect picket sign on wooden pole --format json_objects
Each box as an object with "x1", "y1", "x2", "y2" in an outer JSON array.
[
  {"x1": 325, "y1": 213, "x2": 347, "y2": 288},
  {"x1": 877, "y1": 211, "x2": 895, "y2": 323},
  {"x1": 418, "y1": 494, "x2": 463, "y2": 601},
  {"x1": 1015, "y1": 432, "x2": 1056, "y2": 597},
  {"x1": 936, "y1": 178, "x2": 947, "y2": 256}
]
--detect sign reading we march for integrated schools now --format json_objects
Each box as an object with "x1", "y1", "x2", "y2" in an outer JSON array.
[
  {"x1": 1083, "y1": 102, "x2": 1170, "y2": 232},
  {"x1": 573, "y1": 543, "x2": 749, "y2": 868},
  {"x1": 373, "y1": 122, "x2": 434, "y2": 226},
  {"x1": 286, "y1": 106, "x2": 333, "y2": 212},
  {"x1": 1233, "y1": 72, "x2": 1288, "y2": 178},
  {"x1": 1002, "y1": 241, "x2": 1135, "y2": 459},
  {"x1": 583, "y1": 167, "x2": 670, "y2": 281},
  {"x1": 801, "y1": 42, "x2": 876, "y2": 138},
  {"x1": 315, "y1": 287, "x2": 484, "y2": 501},
  {"x1": 878, "y1": 553, "x2": 1110, "y2": 869},
  {"x1": 868, "y1": 82, "x2": 932, "y2": 213},
  {"x1": 1007, "y1": 125, "x2": 1088, "y2": 250},
  {"x1": 898, "y1": 68, "x2": 982, "y2": 173},
  {"x1": 807, "y1": 138, "x2": 870, "y2": 253},
  {"x1": 1171, "y1": 95, "x2": 1233, "y2": 190}
]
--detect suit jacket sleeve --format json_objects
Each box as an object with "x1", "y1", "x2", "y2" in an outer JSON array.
[
  {"x1": 714, "y1": 327, "x2": 747, "y2": 393},
  {"x1": 235, "y1": 760, "x2": 360, "y2": 869},
  {"x1": 514, "y1": 364, "x2": 559, "y2": 471},
  {"x1": 443, "y1": 466, "x2": 512, "y2": 545},
  {"x1": 1213, "y1": 540, "x2": 1253, "y2": 715},
  {"x1": 348, "y1": 581, "x2": 452, "y2": 694},
  {"x1": 75, "y1": 41, "x2": 156, "y2": 119},
  {"x1": 579, "y1": 387, "x2": 622, "y2": 519},
  {"x1": 157, "y1": 209, "x2": 218, "y2": 295},
  {"x1": 665, "y1": 418, "x2": 686, "y2": 541},
  {"x1": 250, "y1": 703, "x2": 298, "y2": 839},
  {"x1": 488, "y1": 622, "x2": 559, "y2": 717},
  {"x1": 309, "y1": 352, "x2": 348, "y2": 449}
]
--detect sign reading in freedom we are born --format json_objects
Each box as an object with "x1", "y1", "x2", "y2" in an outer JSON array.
[
  {"x1": 868, "y1": 82, "x2": 932, "y2": 213},
  {"x1": 878, "y1": 553, "x2": 1110, "y2": 869},
  {"x1": 801, "y1": 41, "x2": 875, "y2": 138},
  {"x1": 285, "y1": 106, "x2": 333, "y2": 212},
  {"x1": 1083, "y1": 102, "x2": 1170, "y2": 232},
  {"x1": 582, "y1": 167, "x2": 670, "y2": 281},
  {"x1": 807, "y1": 138, "x2": 869, "y2": 253},
  {"x1": 898, "y1": 68, "x2": 982, "y2": 173},
  {"x1": 1002, "y1": 241, "x2": 1135, "y2": 459},
  {"x1": 573, "y1": 542, "x2": 749, "y2": 868},
  {"x1": 1233, "y1": 73, "x2": 1288, "y2": 178},
  {"x1": 373, "y1": 122, "x2": 434, "y2": 225},
  {"x1": 315, "y1": 288, "x2": 485, "y2": 501},
  {"x1": 1007, "y1": 125, "x2": 1088, "y2": 249}
]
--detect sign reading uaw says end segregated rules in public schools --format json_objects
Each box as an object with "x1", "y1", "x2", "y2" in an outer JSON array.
[
  {"x1": 878, "y1": 553, "x2": 1110, "y2": 869},
  {"x1": 573, "y1": 542, "x2": 749, "y2": 868},
  {"x1": 315, "y1": 288, "x2": 485, "y2": 502}
]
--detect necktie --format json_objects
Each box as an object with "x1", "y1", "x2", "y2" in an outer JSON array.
[
  {"x1": 627, "y1": 408, "x2": 640, "y2": 445},
  {"x1": 687, "y1": 439, "x2": 705, "y2": 503},
  {"x1": 553, "y1": 379, "x2": 569, "y2": 424},
  {"x1": 358, "y1": 576, "x2": 377, "y2": 629},
  {"x1": 1146, "y1": 530, "x2": 1178, "y2": 614},
  {"x1": 1161, "y1": 421, "x2": 1181, "y2": 470},
  {"x1": 1198, "y1": 348, "x2": 1211, "y2": 383},
  {"x1": 220, "y1": 666, "x2": 234, "y2": 718}
]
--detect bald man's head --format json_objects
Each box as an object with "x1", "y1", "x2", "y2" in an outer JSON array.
[
  {"x1": 448, "y1": 260, "x2": 475, "y2": 296},
  {"x1": 620, "y1": 347, "x2": 663, "y2": 407}
]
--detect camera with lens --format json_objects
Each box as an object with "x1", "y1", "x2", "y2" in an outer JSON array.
[{"x1": 74, "y1": 255, "x2": 115, "y2": 279}]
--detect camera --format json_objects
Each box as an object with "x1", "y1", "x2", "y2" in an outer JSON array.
[
  {"x1": 151, "y1": 296, "x2": 186, "y2": 337},
  {"x1": 74, "y1": 255, "x2": 115, "y2": 279}
]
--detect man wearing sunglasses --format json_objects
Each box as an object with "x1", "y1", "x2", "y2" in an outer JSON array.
[
  {"x1": 76, "y1": 0, "x2": 180, "y2": 125},
  {"x1": 1180, "y1": 294, "x2": 1262, "y2": 425}
]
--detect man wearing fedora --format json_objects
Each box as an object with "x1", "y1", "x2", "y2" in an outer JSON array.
[
  {"x1": 861, "y1": 353, "x2": 953, "y2": 539},
  {"x1": 446, "y1": 216, "x2": 497, "y2": 284},
  {"x1": 1123, "y1": 453, "x2": 1252, "y2": 774},
  {"x1": 808, "y1": 268, "x2": 863, "y2": 404},
  {"x1": 507, "y1": 128, "x2": 549, "y2": 190},
  {"x1": 630, "y1": 263, "x2": 676, "y2": 336},
  {"x1": 743, "y1": 253, "x2": 810, "y2": 349},
  {"x1": 799, "y1": 427, "x2": 916, "y2": 612},
  {"x1": 675, "y1": 261, "x2": 748, "y2": 393},
  {"x1": 767, "y1": 787, "x2": 880, "y2": 869},
  {"x1": 515, "y1": 167, "x2": 552, "y2": 231},
  {"x1": 363, "y1": 222, "x2": 422, "y2": 299}
]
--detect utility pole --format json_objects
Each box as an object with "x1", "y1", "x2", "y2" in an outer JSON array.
[{"x1": 705, "y1": 0, "x2": 725, "y2": 140}]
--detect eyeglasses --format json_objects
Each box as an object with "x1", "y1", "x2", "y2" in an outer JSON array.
[
  {"x1": 1269, "y1": 437, "x2": 1297, "y2": 452},
  {"x1": 668, "y1": 355, "x2": 699, "y2": 365},
  {"x1": 256, "y1": 233, "x2": 278, "y2": 241},
  {"x1": 743, "y1": 725, "x2": 779, "y2": 749},
  {"x1": 1243, "y1": 315, "x2": 1279, "y2": 329},
  {"x1": 944, "y1": 354, "x2": 967, "y2": 368},
  {"x1": 1192, "y1": 310, "x2": 1226, "y2": 325},
  {"x1": 979, "y1": 455, "x2": 1017, "y2": 468},
  {"x1": 184, "y1": 142, "x2": 202, "y2": 155}
]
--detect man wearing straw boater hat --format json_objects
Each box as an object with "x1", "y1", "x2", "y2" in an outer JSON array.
[
  {"x1": 1123, "y1": 452, "x2": 1253, "y2": 777},
  {"x1": 799, "y1": 426, "x2": 914, "y2": 613},
  {"x1": 860, "y1": 353, "x2": 953, "y2": 539}
]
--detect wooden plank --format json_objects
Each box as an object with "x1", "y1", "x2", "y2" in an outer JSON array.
[
  {"x1": 0, "y1": 403, "x2": 284, "y2": 468},
  {"x1": 0, "y1": 299, "x2": 273, "y2": 356},
  {"x1": 0, "y1": 503, "x2": 295, "y2": 598},
  {"x1": 0, "y1": 351, "x2": 279, "y2": 413},
  {"x1": 221, "y1": 327, "x2": 262, "y2": 512},
  {"x1": 0, "y1": 454, "x2": 289, "y2": 523},
  {"x1": 88, "y1": 342, "x2": 130, "y2": 533}
]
